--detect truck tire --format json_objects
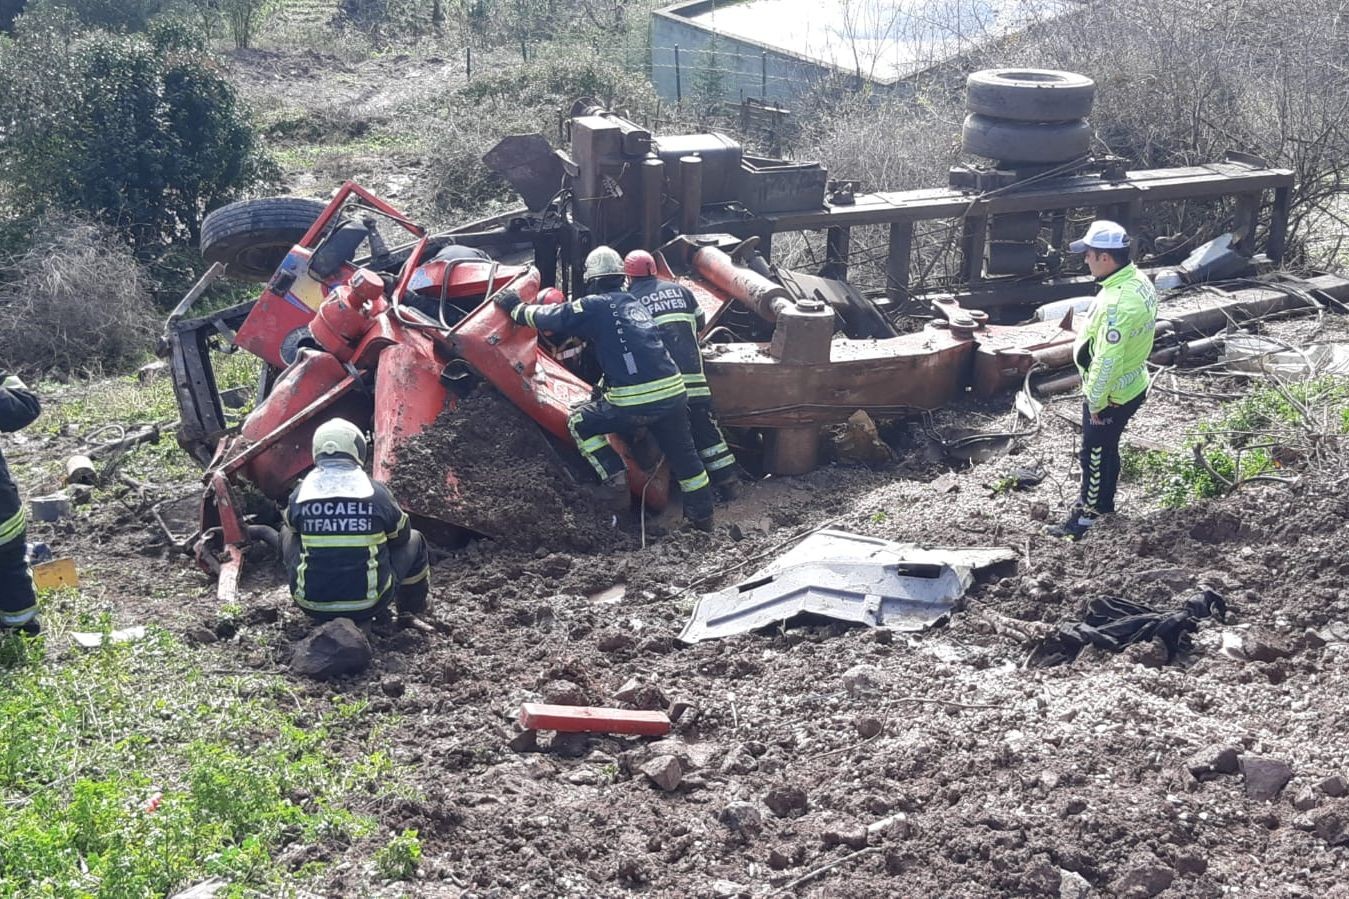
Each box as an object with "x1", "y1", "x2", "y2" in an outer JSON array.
[
  {"x1": 962, "y1": 114, "x2": 1092, "y2": 164},
  {"x1": 201, "y1": 197, "x2": 327, "y2": 281},
  {"x1": 966, "y1": 69, "x2": 1096, "y2": 122}
]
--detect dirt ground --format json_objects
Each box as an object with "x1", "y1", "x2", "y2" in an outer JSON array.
[{"x1": 14, "y1": 312, "x2": 1349, "y2": 897}]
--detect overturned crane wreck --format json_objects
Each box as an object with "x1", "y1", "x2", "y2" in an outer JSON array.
[{"x1": 163, "y1": 71, "x2": 1347, "y2": 595}]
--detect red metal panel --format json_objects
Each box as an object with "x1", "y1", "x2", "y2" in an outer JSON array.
[
  {"x1": 233, "y1": 350, "x2": 370, "y2": 499},
  {"x1": 371, "y1": 330, "x2": 455, "y2": 491},
  {"x1": 518, "y1": 702, "x2": 672, "y2": 736}
]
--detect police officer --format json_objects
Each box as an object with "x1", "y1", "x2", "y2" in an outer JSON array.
[
  {"x1": 1050, "y1": 220, "x2": 1158, "y2": 540},
  {"x1": 494, "y1": 246, "x2": 715, "y2": 531},
  {"x1": 624, "y1": 250, "x2": 739, "y2": 500},
  {"x1": 0, "y1": 371, "x2": 41, "y2": 635},
  {"x1": 282, "y1": 418, "x2": 431, "y2": 620}
]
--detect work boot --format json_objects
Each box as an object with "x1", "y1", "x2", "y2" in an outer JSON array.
[
  {"x1": 599, "y1": 471, "x2": 630, "y2": 513},
  {"x1": 714, "y1": 478, "x2": 741, "y2": 503},
  {"x1": 1046, "y1": 507, "x2": 1099, "y2": 541},
  {"x1": 1, "y1": 619, "x2": 41, "y2": 638},
  {"x1": 396, "y1": 579, "x2": 430, "y2": 616},
  {"x1": 686, "y1": 514, "x2": 715, "y2": 533}
]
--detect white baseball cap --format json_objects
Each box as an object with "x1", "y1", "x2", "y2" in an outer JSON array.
[{"x1": 1069, "y1": 220, "x2": 1130, "y2": 253}]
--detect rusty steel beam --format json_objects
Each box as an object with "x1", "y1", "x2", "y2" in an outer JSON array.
[{"x1": 704, "y1": 273, "x2": 1349, "y2": 431}]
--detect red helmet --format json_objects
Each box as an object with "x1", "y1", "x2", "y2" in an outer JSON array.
[
  {"x1": 623, "y1": 250, "x2": 658, "y2": 278},
  {"x1": 538, "y1": 287, "x2": 566, "y2": 305}
]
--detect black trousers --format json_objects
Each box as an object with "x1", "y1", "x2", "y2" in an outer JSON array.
[
  {"x1": 282, "y1": 527, "x2": 430, "y2": 621},
  {"x1": 0, "y1": 532, "x2": 37, "y2": 628},
  {"x1": 1079, "y1": 392, "x2": 1146, "y2": 514},
  {"x1": 567, "y1": 395, "x2": 714, "y2": 521},
  {"x1": 688, "y1": 400, "x2": 736, "y2": 485}
]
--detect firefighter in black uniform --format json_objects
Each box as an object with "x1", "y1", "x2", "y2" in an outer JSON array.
[
  {"x1": 494, "y1": 246, "x2": 715, "y2": 530},
  {"x1": 624, "y1": 250, "x2": 738, "y2": 499},
  {"x1": 0, "y1": 371, "x2": 41, "y2": 635},
  {"x1": 282, "y1": 418, "x2": 431, "y2": 621}
]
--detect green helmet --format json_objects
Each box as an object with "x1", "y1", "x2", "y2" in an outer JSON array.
[
  {"x1": 312, "y1": 417, "x2": 367, "y2": 464},
  {"x1": 583, "y1": 246, "x2": 623, "y2": 282}
]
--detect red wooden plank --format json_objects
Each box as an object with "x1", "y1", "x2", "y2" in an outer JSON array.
[{"x1": 519, "y1": 703, "x2": 672, "y2": 736}]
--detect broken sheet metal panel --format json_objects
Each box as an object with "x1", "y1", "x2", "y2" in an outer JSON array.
[{"x1": 678, "y1": 530, "x2": 1016, "y2": 643}]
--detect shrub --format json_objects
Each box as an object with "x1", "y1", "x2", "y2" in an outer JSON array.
[
  {"x1": 0, "y1": 216, "x2": 157, "y2": 375},
  {"x1": 0, "y1": 13, "x2": 270, "y2": 254},
  {"x1": 26, "y1": 0, "x2": 170, "y2": 30}
]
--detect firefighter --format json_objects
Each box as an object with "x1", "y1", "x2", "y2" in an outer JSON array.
[
  {"x1": 1049, "y1": 220, "x2": 1158, "y2": 540},
  {"x1": 281, "y1": 418, "x2": 431, "y2": 621},
  {"x1": 493, "y1": 246, "x2": 715, "y2": 530},
  {"x1": 0, "y1": 371, "x2": 41, "y2": 635},
  {"x1": 623, "y1": 250, "x2": 739, "y2": 500}
]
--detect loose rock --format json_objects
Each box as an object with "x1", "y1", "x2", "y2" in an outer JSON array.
[
  {"x1": 641, "y1": 755, "x2": 683, "y2": 792},
  {"x1": 842, "y1": 664, "x2": 881, "y2": 696},
  {"x1": 595, "y1": 629, "x2": 635, "y2": 653},
  {"x1": 1243, "y1": 756, "x2": 1293, "y2": 801},
  {"x1": 763, "y1": 784, "x2": 809, "y2": 818},
  {"x1": 1185, "y1": 743, "x2": 1241, "y2": 779},
  {"x1": 380, "y1": 677, "x2": 405, "y2": 698},
  {"x1": 1320, "y1": 775, "x2": 1348, "y2": 798},
  {"x1": 822, "y1": 825, "x2": 869, "y2": 850},
  {"x1": 290, "y1": 619, "x2": 372, "y2": 679},
  {"x1": 853, "y1": 716, "x2": 883, "y2": 739},
  {"x1": 718, "y1": 801, "x2": 762, "y2": 837},
  {"x1": 1111, "y1": 862, "x2": 1175, "y2": 899},
  {"x1": 541, "y1": 679, "x2": 588, "y2": 706}
]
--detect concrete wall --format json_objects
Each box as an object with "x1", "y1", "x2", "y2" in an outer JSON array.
[{"x1": 650, "y1": 0, "x2": 856, "y2": 106}]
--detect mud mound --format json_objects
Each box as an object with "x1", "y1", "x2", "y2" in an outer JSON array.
[{"x1": 387, "y1": 387, "x2": 631, "y2": 553}]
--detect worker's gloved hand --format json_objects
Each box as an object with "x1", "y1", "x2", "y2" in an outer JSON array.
[{"x1": 494, "y1": 288, "x2": 521, "y2": 316}]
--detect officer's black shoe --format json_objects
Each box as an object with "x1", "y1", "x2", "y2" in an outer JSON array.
[{"x1": 1046, "y1": 508, "x2": 1098, "y2": 541}]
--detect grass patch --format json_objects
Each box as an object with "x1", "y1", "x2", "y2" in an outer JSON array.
[
  {"x1": 1121, "y1": 377, "x2": 1349, "y2": 508},
  {"x1": 0, "y1": 589, "x2": 410, "y2": 897}
]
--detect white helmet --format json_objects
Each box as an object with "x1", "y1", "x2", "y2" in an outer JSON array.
[
  {"x1": 312, "y1": 417, "x2": 367, "y2": 464},
  {"x1": 583, "y1": 246, "x2": 623, "y2": 282}
]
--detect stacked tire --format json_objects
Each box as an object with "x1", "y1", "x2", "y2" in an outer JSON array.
[
  {"x1": 961, "y1": 69, "x2": 1096, "y2": 274},
  {"x1": 961, "y1": 69, "x2": 1096, "y2": 166}
]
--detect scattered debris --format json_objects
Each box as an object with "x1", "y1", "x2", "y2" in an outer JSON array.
[
  {"x1": 613, "y1": 677, "x2": 669, "y2": 710},
  {"x1": 289, "y1": 619, "x2": 372, "y2": 679},
  {"x1": 64, "y1": 454, "x2": 96, "y2": 486},
  {"x1": 71, "y1": 625, "x2": 147, "y2": 649},
  {"x1": 29, "y1": 492, "x2": 72, "y2": 522},
  {"x1": 168, "y1": 879, "x2": 229, "y2": 899},
  {"x1": 1025, "y1": 588, "x2": 1226, "y2": 667},
  {"x1": 830, "y1": 410, "x2": 894, "y2": 465},
  {"x1": 517, "y1": 702, "x2": 672, "y2": 736},
  {"x1": 32, "y1": 557, "x2": 79, "y2": 591},
  {"x1": 679, "y1": 529, "x2": 1016, "y2": 643}
]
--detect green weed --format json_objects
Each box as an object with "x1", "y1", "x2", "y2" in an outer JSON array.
[
  {"x1": 374, "y1": 828, "x2": 422, "y2": 881},
  {"x1": 0, "y1": 590, "x2": 403, "y2": 896},
  {"x1": 1121, "y1": 377, "x2": 1348, "y2": 508}
]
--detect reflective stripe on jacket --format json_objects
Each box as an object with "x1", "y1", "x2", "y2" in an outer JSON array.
[
  {"x1": 1073, "y1": 263, "x2": 1159, "y2": 413},
  {"x1": 510, "y1": 289, "x2": 686, "y2": 408},
  {"x1": 0, "y1": 375, "x2": 40, "y2": 547},
  {"x1": 284, "y1": 461, "x2": 410, "y2": 613},
  {"x1": 628, "y1": 275, "x2": 709, "y2": 399}
]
